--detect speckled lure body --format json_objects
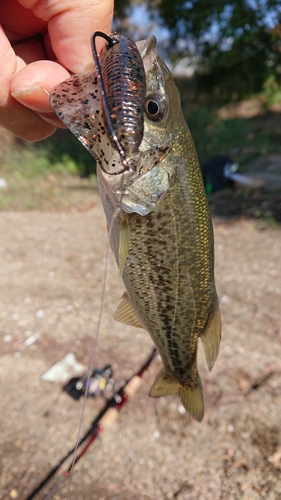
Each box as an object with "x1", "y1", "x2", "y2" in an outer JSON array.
[
  {"x1": 50, "y1": 32, "x2": 146, "y2": 175},
  {"x1": 50, "y1": 33, "x2": 170, "y2": 211},
  {"x1": 92, "y1": 32, "x2": 146, "y2": 160}
]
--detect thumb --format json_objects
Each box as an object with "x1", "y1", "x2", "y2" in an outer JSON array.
[{"x1": 27, "y1": 0, "x2": 114, "y2": 73}]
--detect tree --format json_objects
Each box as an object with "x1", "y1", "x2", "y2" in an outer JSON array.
[
  {"x1": 114, "y1": 1, "x2": 278, "y2": 99},
  {"x1": 150, "y1": 0, "x2": 281, "y2": 98}
]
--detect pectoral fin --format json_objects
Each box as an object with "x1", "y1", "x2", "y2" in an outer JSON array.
[
  {"x1": 113, "y1": 291, "x2": 144, "y2": 329},
  {"x1": 119, "y1": 216, "x2": 130, "y2": 276},
  {"x1": 149, "y1": 368, "x2": 204, "y2": 422},
  {"x1": 200, "y1": 298, "x2": 221, "y2": 372}
]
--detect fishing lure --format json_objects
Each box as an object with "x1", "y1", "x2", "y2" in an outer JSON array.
[
  {"x1": 50, "y1": 32, "x2": 146, "y2": 177},
  {"x1": 92, "y1": 32, "x2": 146, "y2": 169},
  {"x1": 50, "y1": 32, "x2": 170, "y2": 213}
]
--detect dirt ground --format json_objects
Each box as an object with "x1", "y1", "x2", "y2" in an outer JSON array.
[{"x1": 0, "y1": 176, "x2": 281, "y2": 500}]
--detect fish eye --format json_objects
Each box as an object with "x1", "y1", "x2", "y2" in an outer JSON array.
[{"x1": 145, "y1": 94, "x2": 167, "y2": 122}]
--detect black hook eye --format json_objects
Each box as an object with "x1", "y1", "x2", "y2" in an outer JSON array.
[{"x1": 145, "y1": 94, "x2": 167, "y2": 122}]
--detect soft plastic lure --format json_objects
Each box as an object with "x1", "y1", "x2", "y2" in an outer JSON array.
[
  {"x1": 50, "y1": 32, "x2": 146, "y2": 174},
  {"x1": 92, "y1": 32, "x2": 146, "y2": 167}
]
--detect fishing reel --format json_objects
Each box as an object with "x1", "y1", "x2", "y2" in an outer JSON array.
[{"x1": 63, "y1": 365, "x2": 115, "y2": 401}]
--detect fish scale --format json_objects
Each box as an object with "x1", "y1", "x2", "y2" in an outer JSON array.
[
  {"x1": 50, "y1": 33, "x2": 221, "y2": 422},
  {"x1": 113, "y1": 168, "x2": 211, "y2": 378}
]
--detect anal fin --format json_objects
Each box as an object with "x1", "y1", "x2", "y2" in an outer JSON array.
[
  {"x1": 113, "y1": 291, "x2": 144, "y2": 329},
  {"x1": 149, "y1": 368, "x2": 204, "y2": 422},
  {"x1": 200, "y1": 298, "x2": 221, "y2": 372}
]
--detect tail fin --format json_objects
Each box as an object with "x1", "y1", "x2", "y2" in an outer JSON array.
[{"x1": 148, "y1": 368, "x2": 204, "y2": 422}]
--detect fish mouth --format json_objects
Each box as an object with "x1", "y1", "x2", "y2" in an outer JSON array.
[
  {"x1": 136, "y1": 36, "x2": 157, "y2": 64},
  {"x1": 100, "y1": 128, "x2": 172, "y2": 212}
]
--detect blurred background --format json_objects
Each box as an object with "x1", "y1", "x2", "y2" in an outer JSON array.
[
  {"x1": 0, "y1": 0, "x2": 281, "y2": 219},
  {"x1": 1, "y1": 4, "x2": 281, "y2": 498}
]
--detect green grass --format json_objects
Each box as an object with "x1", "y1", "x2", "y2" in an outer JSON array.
[
  {"x1": 1, "y1": 129, "x2": 96, "y2": 179},
  {"x1": 182, "y1": 103, "x2": 281, "y2": 168},
  {"x1": 175, "y1": 73, "x2": 281, "y2": 168},
  {"x1": 2, "y1": 145, "x2": 77, "y2": 179},
  {"x1": 0, "y1": 129, "x2": 97, "y2": 211},
  {"x1": 0, "y1": 171, "x2": 98, "y2": 211},
  {"x1": 0, "y1": 83, "x2": 281, "y2": 213}
]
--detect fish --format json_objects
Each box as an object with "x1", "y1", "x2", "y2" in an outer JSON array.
[{"x1": 50, "y1": 33, "x2": 221, "y2": 422}]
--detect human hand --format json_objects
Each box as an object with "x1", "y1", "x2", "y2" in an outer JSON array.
[{"x1": 0, "y1": 0, "x2": 113, "y2": 141}]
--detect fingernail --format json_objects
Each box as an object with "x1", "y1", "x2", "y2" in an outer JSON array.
[{"x1": 11, "y1": 84, "x2": 51, "y2": 113}]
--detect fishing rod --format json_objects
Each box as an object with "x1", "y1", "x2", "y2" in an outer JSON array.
[{"x1": 25, "y1": 347, "x2": 157, "y2": 500}]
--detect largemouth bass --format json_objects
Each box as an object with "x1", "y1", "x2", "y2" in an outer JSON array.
[{"x1": 50, "y1": 33, "x2": 221, "y2": 422}]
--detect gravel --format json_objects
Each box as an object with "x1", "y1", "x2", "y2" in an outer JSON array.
[{"x1": 1, "y1": 193, "x2": 281, "y2": 500}]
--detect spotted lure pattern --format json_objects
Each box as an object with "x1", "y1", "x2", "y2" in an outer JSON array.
[
  {"x1": 50, "y1": 33, "x2": 221, "y2": 421},
  {"x1": 92, "y1": 32, "x2": 146, "y2": 162}
]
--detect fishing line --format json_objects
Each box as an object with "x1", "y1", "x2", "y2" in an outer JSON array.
[
  {"x1": 35, "y1": 31, "x2": 145, "y2": 500},
  {"x1": 64, "y1": 204, "x2": 121, "y2": 499},
  {"x1": 63, "y1": 34, "x2": 128, "y2": 500},
  {"x1": 67, "y1": 31, "x2": 144, "y2": 497},
  {"x1": 24, "y1": 348, "x2": 157, "y2": 500},
  {"x1": 65, "y1": 37, "x2": 136, "y2": 494}
]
